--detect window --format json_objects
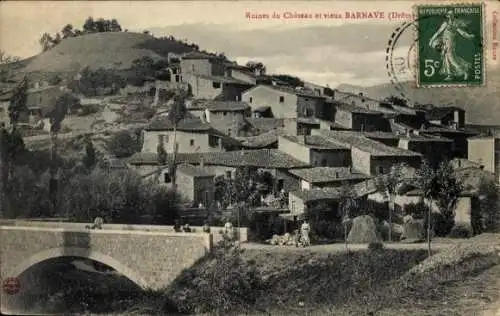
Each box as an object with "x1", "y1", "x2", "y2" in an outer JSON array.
[
  {"x1": 377, "y1": 166, "x2": 385, "y2": 175},
  {"x1": 249, "y1": 97, "x2": 253, "y2": 103},
  {"x1": 212, "y1": 82, "x2": 221, "y2": 89},
  {"x1": 191, "y1": 64, "x2": 195, "y2": 72},
  {"x1": 321, "y1": 159, "x2": 327, "y2": 166},
  {"x1": 226, "y1": 170, "x2": 232, "y2": 179},
  {"x1": 223, "y1": 111, "x2": 227, "y2": 116},
  {"x1": 279, "y1": 96, "x2": 285, "y2": 103},
  {"x1": 190, "y1": 139, "x2": 195, "y2": 146},
  {"x1": 164, "y1": 172, "x2": 172, "y2": 183}
]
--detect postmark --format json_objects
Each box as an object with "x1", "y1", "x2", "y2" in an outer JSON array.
[
  {"x1": 2, "y1": 277, "x2": 21, "y2": 295},
  {"x1": 415, "y1": 3, "x2": 485, "y2": 87}
]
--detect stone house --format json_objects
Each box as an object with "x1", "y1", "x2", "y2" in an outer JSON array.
[
  {"x1": 224, "y1": 64, "x2": 257, "y2": 85},
  {"x1": 241, "y1": 85, "x2": 326, "y2": 119},
  {"x1": 398, "y1": 132, "x2": 454, "y2": 167},
  {"x1": 288, "y1": 179, "x2": 378, "y2": 218},
  {"x1": 311, "y1": 130, "x2": 422, "y2": 176},
  {"x1": 278, "y1": 134, "x2": 351, "y2": 167},
  {"x1": 303, "y1": 81, "x2": 335, "y2": 97},
  {"x1": 176, "y1": 164, "x2": 215, "y2": 206},
  {"x1": 418, "y1": 105, "x2": 466, "y2": 129},
  {"x1": 0, "y1": 92, "x2": 11, "y2": 126},
  {"x1": 423, "y1": 125, "x2": 478, "y2": 158},
  {"x1": 288, "y1": 166, "x2": 370, "y2": 190},
  {"x1": 141, "y1": 115, "x2": 241, "y2": 154},
  {"x1": 180, "y1": 52, "x2": 254, "y2": 100},
  {"x1": 186, "y1": 100, "x2": 251, "y2": 136},
  {"x1": 393, "y1": 189, "x2": 476, "y2": 230},
  {"x1": 467, "y1": 136, "x2": 500, "y2": 184},
  {"x1": 182, "y1": 73, "x2": 253, "y2": 100},
  {"x1": 327, "y1": 101, "x2": 390, "y2": 131},
  {"x1": 282, "y1": 117, "x2": 332, "y2": 136}
]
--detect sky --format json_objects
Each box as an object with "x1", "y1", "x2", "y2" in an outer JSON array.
[{"x1": 0, "y1": 1, "x2": 498, "y2": 87}]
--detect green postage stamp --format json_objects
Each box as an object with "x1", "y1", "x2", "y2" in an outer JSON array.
[{"x1": 415, "y1": 3, "x2": 485, "y2": 87}]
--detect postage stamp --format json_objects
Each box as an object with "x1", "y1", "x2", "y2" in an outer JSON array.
[{"x1": 415, "y1": 3, "x2": 485, "y2": 87}]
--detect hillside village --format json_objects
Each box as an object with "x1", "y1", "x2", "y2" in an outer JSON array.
[{"x1": 1, "y1": 31, "x2": 499, "y2": 242}]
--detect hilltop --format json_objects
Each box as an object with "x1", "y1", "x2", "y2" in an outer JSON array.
[
  {"x1": 337, "y1": 68, "x2": 500, "y2": 125},
  {"x1": 7, "y1": 32, "x2": 195, "y2": 76}
]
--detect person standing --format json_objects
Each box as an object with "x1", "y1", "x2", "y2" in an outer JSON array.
[{"x1": 300, "y1": 219, "x2": 311, "y2": 247}]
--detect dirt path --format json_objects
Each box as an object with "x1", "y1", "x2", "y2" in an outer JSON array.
[{"x1": 241, "y1": 242, "x2": 453, "y2": 253}]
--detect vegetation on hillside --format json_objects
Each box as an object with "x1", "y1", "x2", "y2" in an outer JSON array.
[{"x1": 39, "y1": 17, "x2": 124, "y2": 52}]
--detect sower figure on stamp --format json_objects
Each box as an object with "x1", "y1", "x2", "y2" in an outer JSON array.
[{"x1": 429, "y1": 10, "x2": 475, "y2": 81}]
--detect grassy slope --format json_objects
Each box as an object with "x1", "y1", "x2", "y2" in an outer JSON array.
[
  {"x1": 17, "y1": 32, "x2": 194, "y2": 75},
  {"x1": 337, "y1": 68, "x2": 500, "y2": 125}
]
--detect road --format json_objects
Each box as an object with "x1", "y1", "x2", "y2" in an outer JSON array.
[{"x1": 241, "y1": 241, "x2": 453, "y2": 252}]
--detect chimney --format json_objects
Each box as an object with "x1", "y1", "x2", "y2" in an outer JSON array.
[
  {"x1": 406, "y1": 129, "x2": 411, "y2": 137},
  {"x1": 218, "y1": 137, "x2": 222, "y2": 150}
]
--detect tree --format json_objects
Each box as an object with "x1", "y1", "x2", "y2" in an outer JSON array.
[
  {"x1": 0, "y1": 51, "x2": 20, "y2": 64},
  {"x1": 245, "y1": 61, "x2": 266, "y2": 75},
  {"x1": 168, "y1": 90, "x2": 187, "y2": 189},
  {"x1": 477, "y1": 176, "x2": 499, "y2": 232},
  {"x1": 1, "y1": 77, "x2": 28, "y2": 217},
  {"x1": 83, "y1": 17, "x2": 95, "y2": 33},
  {"x1": 110, "y1": 19, "x2": 122, "y2": 32},
  {"x1": 376, "y1": 163, "x2": 405, "y2": 242},
  {"x1": 157, "y1": 139, "x2": 167, "y2": 165},
  {"x1": 61, "y1": 24, "x2": 74, "y2": 38},
  {"x1": 82, "y1": 135, "x2": 97, "y2": 170},
  {"x1": 383, "y1": 95, "x2": 409, "y2": 107},
  {"x1": 107, "y1": 131, "x2": 139, "y2": 158},
  {"x1": 39, "y1": 33, "x2": 53, "y2": 52},
  {"x1": 47, "y1": 93, "x2": 70, "y2": 216},
  {"x1": 417, "y1": 160, "x2": 463, "y2": 256},
  {"x1": 338, "y1": 184, "x2": 359, "y2": 252},
  {"x1": 51, "y1": 33, "x2": 62, "y2": 46}
]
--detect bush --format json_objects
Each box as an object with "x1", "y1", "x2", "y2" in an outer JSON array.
[
  {"x1": 368, "y1": 241, "x2": 384, "y2": 251},
  {"x1": 78, "y1": 104, "x2": 100, "y2": 116},
  {"x1": 448, "y1": 224, "x2": 472, "y2": 238},
  {"x1": 167, "y1": 242, "x2": 261, "y2": 314},
  {"x1": 107, "y1": 131, "x2": 140, "y2": 158}
]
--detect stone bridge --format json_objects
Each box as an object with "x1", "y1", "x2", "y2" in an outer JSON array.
[{"x1": 0, "y1": 221, "x2": 248, "y2": 313}]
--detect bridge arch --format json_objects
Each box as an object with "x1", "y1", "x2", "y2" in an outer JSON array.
[{"x1": 7, "y1": 247, "x2": 148, "y2": 289}]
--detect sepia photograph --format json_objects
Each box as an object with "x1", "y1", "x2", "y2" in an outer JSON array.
[{"x1": 0, "y1": 0, "x2": 500, "y2": 315}]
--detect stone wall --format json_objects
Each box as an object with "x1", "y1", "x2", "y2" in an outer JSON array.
[{"x1": 0, "y1": 226, "x2": 212, "y2": 292}]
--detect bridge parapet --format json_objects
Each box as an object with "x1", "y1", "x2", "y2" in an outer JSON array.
[{"x1": 0, "y1": 225, "x2": 212, "y2": 295}]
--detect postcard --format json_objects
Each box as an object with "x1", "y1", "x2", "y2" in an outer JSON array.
[{"x1": 1, "y1": 1, "x2": 500, "y2": 315}]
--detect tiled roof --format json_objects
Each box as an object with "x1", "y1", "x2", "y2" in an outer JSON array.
[
  {"x1": 288, "y1": 167, "x2": 370, "y2": 183},
  {"x1": 196, "y1": 74, "x2": 252, "y2": 85},
  {"x1": 291, "y1": 187, "x2": 343, "y2": 202},
  {"x1": 313, "y1": 130, "x2": 422, "y2": 157},
  {"x1": 424, "y1": 124, "x2": 478, "y2": 135},
  {"x1": 128, "y1": 152, "x2": 164, "y2": 165},
  {"x1": 280, "y1": 134, "x2": 349, "y2": 150},
  {"x1": 333, "y1": 101, "x2": 383, "y2": 115},
  {"x1": 189, "y1": 100, "x2": 250, "y2": 112},
  {"x1": 245, "y1": 118, "x2": 284, "y2": 132},
  {"x1": 245, "y1": 84, "x2": 324, "y2": 98},
  {"x1": 145, "y1": 116, "x2": 213, "y2": 132},
  {"x1": 237, "y1": 129, "x2": 279, "y2": 148},
  {"x1": 182, "y1": 51, "x2": 219, "y2": 60},
  {"x1": 129, "y1": 149, "x2": 309, "y2": 169},
  {"x1": 177, "y1": 164, "x2": 215, "y2": 177},
  {"x1": 424, "y1": 106, "x2": 464, "y2": 121},
  {"x1": 363, "y1": 131, "x2": 399, "y2": 140}
]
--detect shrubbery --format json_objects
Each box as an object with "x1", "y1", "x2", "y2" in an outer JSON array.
[
  {"x1": 167, "y1": 240, "x2": 262, "y2": 314},
  {"x1": 107, "y1": 130, "x2": 141, "y2": 158}
]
